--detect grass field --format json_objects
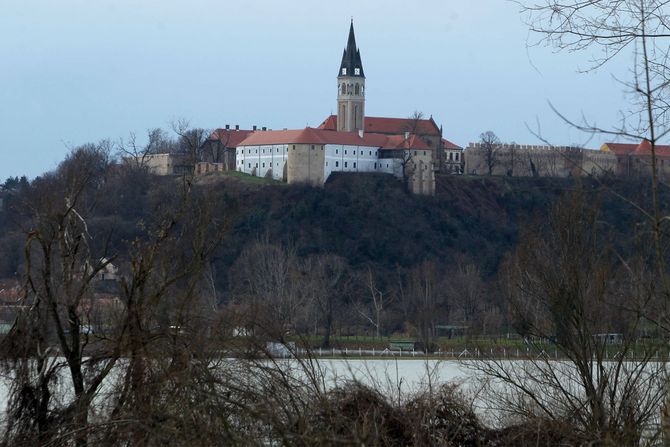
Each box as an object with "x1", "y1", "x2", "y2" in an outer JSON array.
[{"x1": 284, "y1": 334, "x2": 670, "y2": 360}]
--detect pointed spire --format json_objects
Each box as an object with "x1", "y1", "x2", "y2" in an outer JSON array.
[
  {"x1": 346, "y1": 20, "x2": 357, "y2": 54},
  {"x1": 339, "y1": 20, "x2": 364, "y2": 78}
]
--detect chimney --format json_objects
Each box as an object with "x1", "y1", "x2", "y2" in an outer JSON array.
[
  {"x1": 358, "y1": 129, "x2": 364, "y2": 138},
  {"x1": 253, "y1": 125, "x2": 257, "y2": 131},
  {"x1": 404, "y1": 131, "x2": 410, "y2": 140},
  {"x1": 235, "y1": 125, "x2": 239, "y2": 130},
  {"x1": 262, "y1": 126, "x2": 267, "y2": 131},
  {"x1": 225, "y1": 124, "x2": 230, "y2": 130}
]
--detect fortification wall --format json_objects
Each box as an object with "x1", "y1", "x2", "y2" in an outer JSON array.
[
  {"x1": 464, "y1": 145, "x2": 616, "y2": 178},
  {"x1": 287, "y1": 143, "x2": 326, "y2": 186}
]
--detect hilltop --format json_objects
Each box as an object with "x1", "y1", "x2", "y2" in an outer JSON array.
[{"x1": 0, "y1": 166, "x2": 665, "y2": 338}]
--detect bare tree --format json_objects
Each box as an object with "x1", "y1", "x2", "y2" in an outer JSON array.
[
  {"x1": 471, "y1": 191, "x2": 664, "y2": 444},
  {"x1": 3, "y1": 144, "x2": 116, "y2": 446},
  {"x1": 99, "y1": 189, "x2": 227, "y2": 445},
  {"x1": 405, "y1": 110, "x2": 425, "y2": 135},
  {"x1": 302, "y1": 254, "x2": 348, "y2": 349},
  {"x1": 519, "y1": 0, "x2": 670, "y2": 282},
  {"x1": 201, "y1": 130, "x2": 237, "y2": 170},
  {"x1": 447, "y1": 261, "x2": 484, "y2": 330},
  {"x1": 232, "y1": 240, "x2": 306, "y2": 334},
  {"x1": 518, "y1": 2, "x2": 670, "y2": 439},
  {"x1": 355, "y1": 267, "x2": 388, "y2": 338},
  {"x1": 0, "y1": 143, "x2": 231, "y2": 446},
  {"x1": 117, "y1": 128, "x2": 175, "y2": 169},
  {"x1": 397, "y1": 261, "x2": 447, "y2": 352},
  {"x1": 479, "y1": 131, "x2": 501, "y2": 175},
  {"x1": 171, "y1": 118, "x2": 209, "y2": 166},
  {"x1": 398, "y1": 150, "x2": 416, "y2": 192}
]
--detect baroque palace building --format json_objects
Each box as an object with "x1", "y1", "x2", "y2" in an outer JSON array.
[{"x1": 229, "y1": 21, "x2": 462, "y2": 195}]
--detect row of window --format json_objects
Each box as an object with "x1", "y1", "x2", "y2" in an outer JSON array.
[
  {"x1": 334, "y1": 148, "x2": 378, "y2": 156},
  {"x1": 242, "y1": 161, "x2": 284, "y2": 169},
  {"x1": 339, "y1": 82, "x2": 363, "y2": 96},
  {"x1": 238, "y1": 147, "x2": 388, "y2": 157},
  {"x1": 238, "y1": 145, "x2": 327, "y2": 155},
  {"x1": 240, "y1": 160, "x2": 393, "y2": 171},
  {"x1": 341, "y1": 67, "x2": 361, "y2": 76},
  {"x1": 326, "y1": 161, "x2": 393, "y2": 170},
  {"x1": 238, "y1": 147, "x2": 288, "y2": 155}
]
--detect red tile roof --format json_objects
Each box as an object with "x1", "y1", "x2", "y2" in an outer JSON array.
[
  {"x1": 442, "y1": 138, "x2": 462, "y2": 150},
  {"x1": 318, "y1": 115, "x2": 441, "y2": 136},
  {"x1": 319, "y1": 115, "x2": 338, "y2": 130},
  {"x1": 237, "y1": 128, "x2": 330, "y2": 146},
  {"x1": 602, "y1": 143, "x2": 640, "y2": 155},
  {"x1": 208, "y1": 129, "x2": 255, "y2": 148},
  {"x1": 603, "y1": 140, "x2": 670, "y2": 156},
  {"x1": 237, "y1": 128, "x2": 431, "y2": 150},
  {"x1": 383, "y1": 134, "x2": 432, "y2": 150},
  {"x1": 635, "y1": 139, "x2": 670, "y2": 156}
]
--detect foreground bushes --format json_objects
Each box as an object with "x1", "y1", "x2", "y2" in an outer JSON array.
[{"x1": 261, "y1": 378, "x2": 598, "y2": 447}]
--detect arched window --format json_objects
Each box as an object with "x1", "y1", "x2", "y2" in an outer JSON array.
[
  {"x1": 341, "y1": 83, "x2": 346, "y2": 95},
  {"x1": 355, "y1": 83, "x2": 360, "y2": 95}
]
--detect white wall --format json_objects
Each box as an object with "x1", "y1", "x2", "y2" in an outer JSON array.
[
  {"x1": 323, "y1": 144, "x2": 405, "y2": 180},
  {"x1": 237, "y1": 142, "x2": 411, "y2": 184},
  {"x1": 236, "y1": 144, "x2": 288, "y2": 180}
]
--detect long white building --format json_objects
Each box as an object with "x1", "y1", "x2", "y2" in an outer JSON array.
[{"x1": 235, "y1": 127, "x2": 435, "y2": 194}]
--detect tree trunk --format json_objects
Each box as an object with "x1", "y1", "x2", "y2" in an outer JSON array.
[{"x1": 322, "y1": 305, "x2": 333, "y2": 349}]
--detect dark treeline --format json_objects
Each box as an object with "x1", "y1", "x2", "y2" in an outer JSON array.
[{"x1": 1, "y1": 147, "x2": 666, "y2": 347}]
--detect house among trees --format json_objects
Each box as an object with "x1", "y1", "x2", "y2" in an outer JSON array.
[{"x1": 95, "y1": 258, "x2": 119, "y2": 282}]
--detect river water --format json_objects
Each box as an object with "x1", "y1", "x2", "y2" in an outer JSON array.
[
  {"x1": 307, "y1": 358, "x2": 471, "y2": 390},
  {"x1": 0, "y1": 358, "x2": 662, "y2": 431}
]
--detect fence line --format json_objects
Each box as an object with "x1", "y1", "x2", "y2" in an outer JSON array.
[{"x1": 275, "y1": 347, "x2": 670, "y2": 361}]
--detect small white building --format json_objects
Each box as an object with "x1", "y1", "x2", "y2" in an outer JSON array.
[{"x1": 96, "y1": 258, "x2": 119, "y2": 282}]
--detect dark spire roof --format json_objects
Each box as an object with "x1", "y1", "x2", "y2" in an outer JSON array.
[{"x1": 338, "y1": 20, "x2": 364, "y2": 78}]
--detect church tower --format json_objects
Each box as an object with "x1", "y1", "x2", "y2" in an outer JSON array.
[{"x1": 337, "y1": 21, "x2": 365, "y2": 132}]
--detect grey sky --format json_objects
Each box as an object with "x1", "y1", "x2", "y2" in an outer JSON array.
[{"x1": 0, "y1": 0, "x2": 634, "y2": 181}]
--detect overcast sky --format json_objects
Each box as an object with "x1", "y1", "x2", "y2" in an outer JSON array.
[{"x1": 0, "y1": 0, "x2": 635, "y2": 181}]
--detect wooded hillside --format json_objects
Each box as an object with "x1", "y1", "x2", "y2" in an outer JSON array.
[{"x1": 1, "y1": 158, "x2": 664, "y2": 340}]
